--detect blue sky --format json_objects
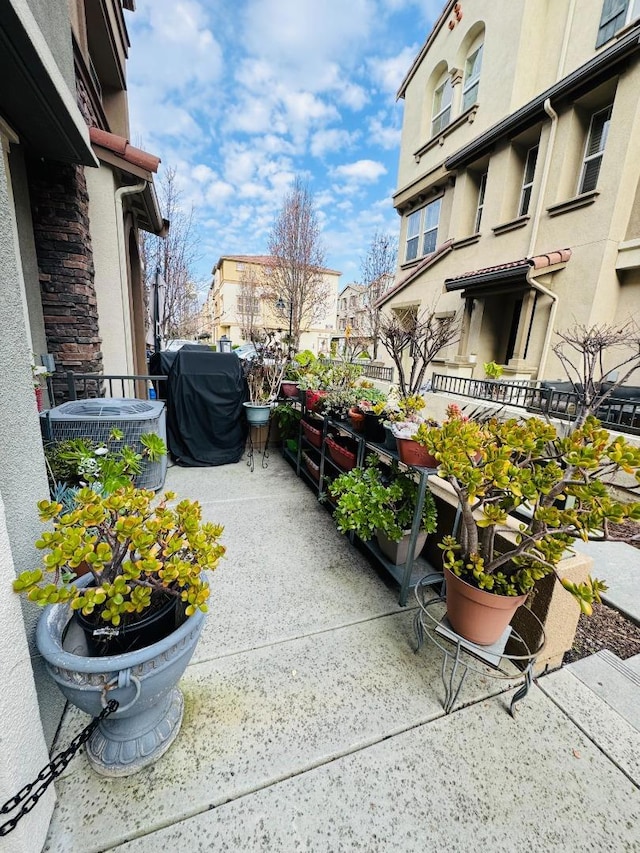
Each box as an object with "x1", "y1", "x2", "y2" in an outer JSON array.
[{"x1": 126, "y1": 0, "x2": 441, "y2": 292}]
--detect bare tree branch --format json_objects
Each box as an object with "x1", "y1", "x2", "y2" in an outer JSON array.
[
  {"x1": 552, "y1": 321, "x2": 640, "y2": 426},
  {"x1": 378, "y1": 304, "x2": 461, "y2": 397},
  {"x1": 262, "y1": 177, "x2": 329, "y2": 349},
  {"x1": 359, "y1": 231, "x2": 397, "y2": 360},
  {"x1": 140, "y1": 166, "x2": 203, "y2": 344}
]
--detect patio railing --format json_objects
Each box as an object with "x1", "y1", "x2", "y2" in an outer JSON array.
[
  {"x1": 326, "y1": 359, "x2": 393, "y2": 383},
  {"x1": 431, "y1": 373, "x2": 640, "y2": 435},
  {"x1": 65, "y1": 372, "x2": 166, "y2": 401}
]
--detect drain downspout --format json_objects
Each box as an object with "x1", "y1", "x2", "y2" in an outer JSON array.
[
  {"x1": 526, "y1": 99, "x2": 560, "y2": 379},
  {"x1": 115, "y1": 182, "x2": 147, "y2": 374}
]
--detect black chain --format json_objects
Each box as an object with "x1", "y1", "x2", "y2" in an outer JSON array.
[{"x1": 0, "y1": 699, "x2": 119, "y2": 836}]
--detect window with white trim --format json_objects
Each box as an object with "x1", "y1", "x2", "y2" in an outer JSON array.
[
  {"x1": 462, "y1": 44, "x2": 483, "y2": 112},
  {"x1": 596, "y1": 0, "x2": 640, "y2": 47},
  {"x1": 405, "y1": 198, "x2": 442, "y2": 262},
  {"x1": 237, "y1": 295, "x2": 260, "y2": 314},
  {"x1": 474, "y1": 172, "x2": 487, "y2": 233},
  {"x1": 578, "y1": 105, "x2": 612, "y2": 193},
  {"x1": 518, "y1": 145, "x2": 539, "y2": 216},
  {"x1": 431, "y1": 77, "x2": 452, "y2": 136}
]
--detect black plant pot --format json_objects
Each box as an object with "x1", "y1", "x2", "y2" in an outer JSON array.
[
  {"x1": 363, "y1": 412, "x2": 386, "y2": 443},
  {"x1": 74, "y1": 592, "x2": 185, "y2": 656}
]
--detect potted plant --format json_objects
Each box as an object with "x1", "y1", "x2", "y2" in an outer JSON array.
[
  {"x1": 280, "y1": 361, "x2": 302, "y2": 398},
  {"x1": 13, "y1": 485, "x2": 225, "y2": 776},
  {"x1": 415, "y1": 414, "x2": 640, "y2": 644},
  {"x1": 386, "y1": 395, "x2": 439, "y2": 467},
  {"x1": 328, "y1": 457, "x2": 438, "y2": 564},
  {"x1": 242, "y1": 335, "x2": 287, "y2": 425}
]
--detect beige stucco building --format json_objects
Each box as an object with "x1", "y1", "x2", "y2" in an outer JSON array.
[
  {"x1": 203, "y1": 254, "x2": 339, "y2": 355},
  {"x1": 380, "y1": 0, "x2": 640, "y2": 384}
]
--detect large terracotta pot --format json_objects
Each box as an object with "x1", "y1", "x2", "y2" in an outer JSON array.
[
  {"x1": 395, "y1": 437, "x2": 438, "y2": 468},
  {"x1": 444, "y1": 567, "x2": 528, "y2": 646}
]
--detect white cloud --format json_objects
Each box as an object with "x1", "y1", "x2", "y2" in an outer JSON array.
[
  {"x1": 368, "y1": 44, "x2": 420, "y2": 94},
  {"x1": 310, "y1": 128, "x2": 359, "y2": 158},
  {"x1": 333, "y1": 160, "x2": 387, "y2": 182},
  {"x1": 367, "y1": 114, "x2": 402, "y2": 150}
]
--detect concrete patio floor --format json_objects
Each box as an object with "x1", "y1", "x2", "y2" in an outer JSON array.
[{"x1": 43, "y1": 451, "x2": 640, "y2": 852}]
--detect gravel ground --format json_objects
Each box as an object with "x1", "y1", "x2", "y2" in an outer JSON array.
[{"x1": 563, "y1": 520, "x2": 640, "y2": 664}]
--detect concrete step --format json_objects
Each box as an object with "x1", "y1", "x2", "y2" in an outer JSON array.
[
  {"x1": 565, "y1": 649, "x2": 640, "y2": 731},
  {"x1": 625, "y1": 653, "x2": 640, "y2": 675}
]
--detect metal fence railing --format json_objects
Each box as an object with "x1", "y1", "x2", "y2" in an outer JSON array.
[
  {"x1": 66, "y1": 372, "x2": 167, "y2": 401},
  {"x1": 431, "y1": 373, "x2": 640, "y2": 435},
  {"x1": 326, "y1": 359, "x2": 393, "y2": 383}
]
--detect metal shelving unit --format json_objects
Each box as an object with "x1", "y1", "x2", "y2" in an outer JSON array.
[{"x1": 286, "y1": 399, "x2": 440, "y2": 606}]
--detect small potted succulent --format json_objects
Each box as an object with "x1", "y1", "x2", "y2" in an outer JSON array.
[
  {"x1": 328, "y1": 456, "x2": 438, "y2": 564},
  {"x1": 415, "y1": 414, "x2": 640, "y2": 645},
  {"x1": 13, "y1": 485, "x2": 225, "y2": 776},
  {"x1": 386, "y1": 395, "x2": 439, "y2": 467}
]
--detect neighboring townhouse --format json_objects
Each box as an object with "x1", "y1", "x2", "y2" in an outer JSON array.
[
  {"x1": 204, "y1": 254, "x2": 339, "y2": 355},
  {"x1": 0, "y1": 4, "x2": 164, "y2": 848},
  {"x1": 335, "y1": 283, "x2": 368, "y2": 340},
  {"x1": 379, "y1": 0, "x2": 640, "y2": 385}
]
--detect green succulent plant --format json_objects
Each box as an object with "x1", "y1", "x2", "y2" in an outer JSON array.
[
  {"x1": 415, "y1": 414, "x2": 640, "y2": 610},
  {"x1": 328, "y1": 456, "x2": 437, "y2": 543},
  {"x1": 13, "y1": 486, "x2": 225, "y2": 626}
]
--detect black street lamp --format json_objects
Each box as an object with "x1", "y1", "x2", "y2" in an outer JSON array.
[{"x1": 276, "y1": 296, "x2": 293, "y2": 355}]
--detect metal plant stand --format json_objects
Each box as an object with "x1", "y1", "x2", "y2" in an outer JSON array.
[
  {"x1": 246, "y1": 418, "x2": 273, "y2": 472},
  {"x1": 414, "y1": 574, "x2": 545, "y2": 716}
]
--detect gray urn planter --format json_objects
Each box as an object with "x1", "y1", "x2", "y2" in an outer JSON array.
[{"x1": 36, "y1": 581, "x2": 207, "y2": 777}]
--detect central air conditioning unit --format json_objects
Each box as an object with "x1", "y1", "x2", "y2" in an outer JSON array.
[{"x1": 40, "y1": 399, "x2": 167, "y2": 491}]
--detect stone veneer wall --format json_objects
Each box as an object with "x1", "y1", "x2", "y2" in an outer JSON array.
[{"x1": 27, "y1": 157, "x2": 103, "y2": 403}]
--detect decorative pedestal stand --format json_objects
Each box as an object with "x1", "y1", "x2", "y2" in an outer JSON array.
[
  {"x1": 246, "y1": 418, "x2": 273, "y2": 472},
  {"x1": 413, "y1": 574, "x2": 545, "y2": 716}
]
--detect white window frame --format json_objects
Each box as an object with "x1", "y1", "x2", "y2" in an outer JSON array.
[
  {"x1": 431, "y1": 77, "x2": 452, "y2": 136},
  {"x1": 596, "y1": 0, "x2": 640, "y2": 47},
  {"x1": 578, "y1": 105, "x2": 612, "y2": 194},
  {"x1": 405, "y1": 198, "x2": 442, "y2": 262},
  {"x1": 518, "y1": 145, "x2": 539, "y2": 216},
  {"x1": 474, "y1": 172, "x2": 487, "y2": 233},
  {"x1": 462, "y1": 44, "x2": 483, "y2": 112},
  {"x1": 236, "y1": 295, "x2": 260, "y2": 314}
]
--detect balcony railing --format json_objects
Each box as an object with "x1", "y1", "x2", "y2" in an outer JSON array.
[
  {"x1": 431, "y1": 373, "x2": 640, "y2": 435},
  {"x1": 65, "y1": 372, "x2": 166, "y2": 401}
]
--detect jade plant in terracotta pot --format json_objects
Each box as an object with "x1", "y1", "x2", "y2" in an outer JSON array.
[
  {"x1": 416, "y1": 414, "x2": 640, "y2": 644},
  {"x1": 328, "y1": 456, "x2": 437, "y2": 564}
]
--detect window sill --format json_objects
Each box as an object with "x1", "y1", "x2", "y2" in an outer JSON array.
[
  {"x1": 414, "y1": 104, "x2": 479, "y2": 163},
  {"x1": 547, "y1": 191, "x2": 599, "y2": 217},
  {"x1": 451, "y1": 233, "x2": 481, "y2": 249},
  {"x1": 492, "y1": 215, "x2": 530, "y2": 235}
]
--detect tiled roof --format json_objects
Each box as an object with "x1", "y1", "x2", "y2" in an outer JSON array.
[
  {"x1": 89, "y1": 127, "x2": 161, "y2": 173},
  {"x1": 214, "y1": 254, "x2": 341, "y2": 276},
  {"x1": 445, "y1": 249, "x2": 571, "y2": 287}
]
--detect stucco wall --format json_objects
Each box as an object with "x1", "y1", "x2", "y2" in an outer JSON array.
[
  {"x1": 85, "y1": 165, "x2": 133, "y2": 376},
  {"x1": 25, "y1": 0, "x2": 75, "y2": 91},
  {"x1": 0, "y1": 138, "x2": 57, "y2": 850}
]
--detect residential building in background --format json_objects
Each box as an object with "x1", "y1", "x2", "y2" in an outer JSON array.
[
  {"x1": 0, "y1": 4, "x2": 165, "y2": 848},
  {"x1": 379, "y1": 0, "x2": 640, "y2": 384},
  {"x1": 202, "y1": 255, "x2": 339, "y2": 355}
]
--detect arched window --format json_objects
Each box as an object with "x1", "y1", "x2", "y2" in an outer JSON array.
[
  {"x1": 432, "y1": 73, "x2": 453, "y2": 136},
  {"x1": 462, "y1": 41, "x2": 483, "y2": 111}
]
